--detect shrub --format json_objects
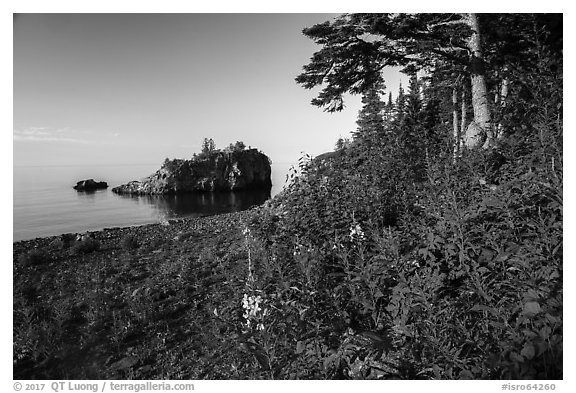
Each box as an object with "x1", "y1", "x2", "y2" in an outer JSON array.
[
  {"x1": 231, "y1": 63, "x2": 562, "y2": 378},
  {"x1": 71, "y1": 238, "x2": 100, "y2": 255},
  {"x1": 18, "y1": 248, "x2": 52, "y2": 266}
]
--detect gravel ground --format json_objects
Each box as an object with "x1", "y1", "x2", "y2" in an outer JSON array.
[{"x1": 13, "y1": 208, "x2": 262, "y2": 379}]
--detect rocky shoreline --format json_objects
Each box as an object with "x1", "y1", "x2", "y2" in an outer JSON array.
[
  {"x1": 13, "y1": 209, "x2": 255, "y2": 250},
  {"x1": 13, "y1": 208, "x2": 260, "y2": 379}
]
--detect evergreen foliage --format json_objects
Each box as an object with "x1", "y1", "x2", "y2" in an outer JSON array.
[
  {"x1": 201, "y1": 137, "x2": 217, "y2": 156},
  {"x1": 225, "y1": 141, "x2": 246, "y2": 153},
  {"x1": 354, "y1": 75, "x2": 386, "y2": 143}
]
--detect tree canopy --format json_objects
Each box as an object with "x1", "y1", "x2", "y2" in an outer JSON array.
[{"x1": 296, "y1": 13, "x2": 562, "y2": 148}]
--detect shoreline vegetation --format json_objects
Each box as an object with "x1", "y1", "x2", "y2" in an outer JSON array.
[{"x1": 14, "y1": 14, "x2": 562, "y2": 380}]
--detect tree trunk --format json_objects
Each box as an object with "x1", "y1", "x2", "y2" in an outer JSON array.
[
  {"x1": 463, "y1": 13, "x2": 492, "y2": 149},
  {"x1": 496, "y1": 76, "x2": 509, "y2": 139},
  {"x1": 452, "y1": 86, "x2": 460, "y2": 161},
  {"x1": 461, "y1": 88, "x2": 467, "y2": 146}
]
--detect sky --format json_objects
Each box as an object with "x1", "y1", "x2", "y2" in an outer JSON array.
[{"x1": 13, "y1": 13, "x2": 404, "y2": 167}]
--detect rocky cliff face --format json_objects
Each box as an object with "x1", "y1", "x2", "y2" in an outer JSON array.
[{"x1": 112, "y1": 149, "x2": 272, "y2": 195}]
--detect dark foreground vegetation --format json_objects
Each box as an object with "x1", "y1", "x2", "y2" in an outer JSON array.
[{"x1": 14, "y1": 13, "x2": 561, "y2": 379}]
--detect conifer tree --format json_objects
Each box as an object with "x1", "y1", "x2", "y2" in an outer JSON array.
[
  {"x1": 201, "y1": 138, "x2": 210, "y2": 154},
  {"x1": 404, "y1": 75, "x2": 423, "y2": 127},
  {"x1": 296, "y1": 13, "x2": 494, "y2": 146},
  {"x1": 383, "y1": 91, "x2": 395, "y2": 124},
  {"x1": 201, "y1": 138, "x2": 217, "y2": 155},
  {"x1": 354, "y1": 75, "x2": 386, "y2": 144},
  {"x1": 398, "y1": 74, "x2": 427, "y2": 181},
  {"x1": 394, "y1": 83, "x2": 406, "y2": 126}
]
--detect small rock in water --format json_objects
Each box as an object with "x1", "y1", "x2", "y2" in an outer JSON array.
[{"x1": 73, "y1": 179, "x2": 108, "y2": 191}]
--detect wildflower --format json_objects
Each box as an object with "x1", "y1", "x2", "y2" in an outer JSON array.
[
  {"x1": 293, "y1": 243, "x2": 302, "y2": 257},
  {"x1": 349, "y1": 223, "x2": 366, "y2": 242},
  {"x1": 332, "y1": 242, "x2": 344, "y2": 250},
  {"x1": 242, "y1": 293, "x2": 267, "y2": 332},
  {"x1": 408, "y1": 260, "x2": 420, "y2": 268}
]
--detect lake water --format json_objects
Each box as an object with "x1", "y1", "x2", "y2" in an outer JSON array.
[{"x1": 13, "y1": 162, "x2": 293, "y2": 242}]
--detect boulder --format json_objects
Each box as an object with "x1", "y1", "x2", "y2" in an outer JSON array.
[
  {"x1": 463, "y1": 121, "x2": 486, "y2": 149},
  {"x1": 112, "y1": 149, "x2": 272, "y2": 195},
  {"x1": 73, "y1": 179, "x2": 108, "y2": 191}
]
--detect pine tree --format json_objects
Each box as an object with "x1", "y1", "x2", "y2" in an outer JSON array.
[
  {"x1": 201, "y1": 138, "x2": 217, "y2": 156},
  {"x1": 383, "y1": 91, "x2": 395, "y2": 124},
  {"x1": 201, "y1": 138, "x2": 210, "y2": 155},
  {"x1": 354, "y1": 76, "x2": 386, "y2": 144},
  {"x1": 404, "y1": 75, "x2": 422, "y2": 128},
  {"x1": 296, "y1": 13, "x2": 495, "y2": 146},
  {"x1": 394, "y1": 82, "x2": 406, "y2": 127},
  {"x1": 398, "y1": 74, "x2": 427, "y2": 181}
]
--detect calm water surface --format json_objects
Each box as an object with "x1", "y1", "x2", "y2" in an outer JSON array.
[{"x1": 13, "y1": 163, "x2": 292, "y2": 241}]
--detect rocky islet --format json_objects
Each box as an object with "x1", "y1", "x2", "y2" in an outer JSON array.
[
  {"x1": 112, "y1": 149, "x2": 272, "y2": 195},
  {"x1": 73, "y1": 179, "x2": 109, "y2": 191}
]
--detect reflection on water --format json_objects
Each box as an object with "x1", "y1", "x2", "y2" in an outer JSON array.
[
  {"x1": 75, "y1": 189, "x2": 107, "y2": 197},
  {"x1": 14, "y1": 164, "x2": 288, "y2": 241},
  {"x1": 115, "y1": 188, "x2": 271, "y2": 220}
]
